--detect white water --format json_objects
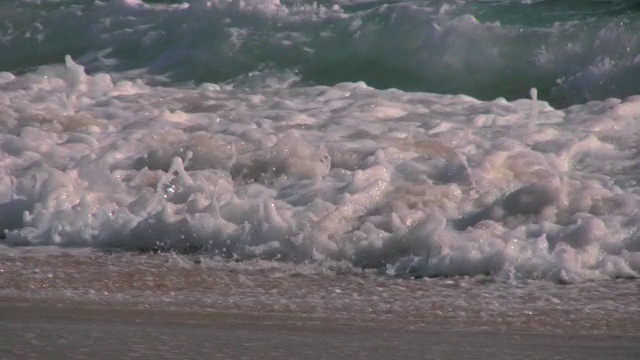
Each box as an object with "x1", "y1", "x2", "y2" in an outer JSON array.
[{"x1": 1, "y1": 56, "x2": 640, "y2": 282}]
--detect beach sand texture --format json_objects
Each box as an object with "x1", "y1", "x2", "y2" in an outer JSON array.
[{"x1": 1, "y1": 251, "x2": 639, "y2": 359}]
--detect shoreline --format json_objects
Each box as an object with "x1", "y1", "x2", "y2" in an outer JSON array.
[
  {"x1": 1, "y1": 251, "x2": 639, "y2": 359},
  {"x1": 2, "y1": 298, "x2": 639, "y2": 360}
]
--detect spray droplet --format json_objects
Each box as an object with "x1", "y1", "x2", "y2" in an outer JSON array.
[{"x1": 530, "y1": 87, "x2": 539, "y2": 123}]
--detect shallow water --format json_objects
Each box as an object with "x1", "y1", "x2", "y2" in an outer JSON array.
[{"x1": 1, "y1": 248, "x2": 638, "y2": 334}]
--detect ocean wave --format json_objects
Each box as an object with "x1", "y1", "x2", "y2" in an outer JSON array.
[
  {"x1": 1, "y1": 57, "x2": 640, "y2": 282},
  {"x1": 1, "y1": 0, "x2": 639, "y2": 106}
]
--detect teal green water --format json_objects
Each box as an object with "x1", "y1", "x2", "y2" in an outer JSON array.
[{"x1": 2, "y1": 0, "x2": 640, "y2": 106}]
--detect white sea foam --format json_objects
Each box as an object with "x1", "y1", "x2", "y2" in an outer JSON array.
[{"x1": 1, "y1": 57, "x2": 640, "y2": 282}]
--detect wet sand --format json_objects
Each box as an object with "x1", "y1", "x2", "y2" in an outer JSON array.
[
  {"x1": 2, "y1": 300, "x2": 639, "y2": 360},
  {"x1": 1, "y1": 299, "x2": 639, "y2": 360},
  {"x1": 1, "y1": 250, "x2": 639, "y2": 359}
]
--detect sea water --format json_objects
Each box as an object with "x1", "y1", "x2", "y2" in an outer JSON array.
[{"x1": 1, "y1": 0, "x2": 640, "y2": 288}]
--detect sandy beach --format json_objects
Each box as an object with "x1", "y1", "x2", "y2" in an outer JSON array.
[
  {"x1": 1, "y1": 250, "x2": 639, "y2": 359},
  {"x1": 2, "y1": 299, "x2": 639, "y2": 360}
]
